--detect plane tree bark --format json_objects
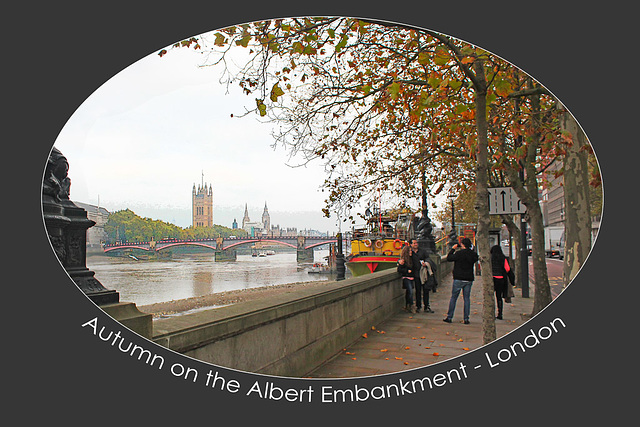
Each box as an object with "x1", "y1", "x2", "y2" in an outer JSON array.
[{"x1": 557, "y1": 106, "x2": 594, "y2": 285}]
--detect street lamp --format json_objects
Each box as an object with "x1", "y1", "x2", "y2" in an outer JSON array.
[
  {"x1": 448, "y1": 193, "x2": 458, "y2": 249},
  {"x1": 416, "y1": 169, "x2": 436, "y2": 254}
]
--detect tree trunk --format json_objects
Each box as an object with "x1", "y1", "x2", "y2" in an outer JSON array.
[
  {"x1": 472, "y1": 60, "x2": 496, "y2": 344},
  {"x1": 526, "y1": 92, "x2": 552, "y2": 316},
  {"x1": 560, "y1": 109, "x2": 592, "y2": 285},
  {"x1": 527, "y1": 197, "x2": 552, "y2": 315}
]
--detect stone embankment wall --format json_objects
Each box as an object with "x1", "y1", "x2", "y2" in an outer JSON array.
[{"x1": 152, "y1": 255, "x2": 450, "y2": 377}]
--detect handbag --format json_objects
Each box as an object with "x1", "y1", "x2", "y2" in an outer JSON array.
[{"x1": 505, "y1": 259, "x2": 515, "y2": 300}]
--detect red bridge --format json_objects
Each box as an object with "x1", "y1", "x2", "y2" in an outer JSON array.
[{"x1": 102, "y1": 235, "x2": 343, "y2": 253}]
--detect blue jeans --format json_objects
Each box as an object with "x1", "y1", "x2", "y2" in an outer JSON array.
[
  {"x1": 403, "y1": 278, "x2": 415, "y2": 305},
  {"x1": 446, "y1": 279, "x2": 473, "y2": 321}
]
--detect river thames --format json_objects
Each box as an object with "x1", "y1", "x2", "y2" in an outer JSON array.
[{"x1": 87, "y1": 250, "x2": 332, "y2": 307}]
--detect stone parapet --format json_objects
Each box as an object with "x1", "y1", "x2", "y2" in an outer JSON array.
[{"x1": 152, "y1": 269, "x2": 404, "y2": 377}]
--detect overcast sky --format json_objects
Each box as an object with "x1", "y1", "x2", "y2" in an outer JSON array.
[{"x1": 54, "y1": 40, "x2": 344, "y2": 232}]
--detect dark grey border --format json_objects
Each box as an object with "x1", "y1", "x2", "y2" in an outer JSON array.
[{"x1": 8, "y1": 1, "x2": 630, "y2": 422}]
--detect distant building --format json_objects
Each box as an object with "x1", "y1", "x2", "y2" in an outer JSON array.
[
  {"x1": 192, "y1": 177, "x2": 213, "y2": 228},
  {"x1": 261, "y1": 202, "x2": 271, "y2": 232},
  {"x1": 541, "y1": 161, "x2": 565, "y2": 227},
  {"x1": 242, "y1": 203, "x2": 251, "y2": 229},
  {"x1": 541, "y1": 160, "x2": 600, "y2": 243},
  {"x1": 241, "y1": 202, "x2": 272, "y2": 237},
  {"x1": 73, "y1": 201, "x2": 109, "y2": 253}
]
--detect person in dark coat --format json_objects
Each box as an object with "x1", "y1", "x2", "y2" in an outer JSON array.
[
  {"x1": 443, "y1": 237, "x2": 478, "y2": 324},
  {"x1": 409, "y1": 238, "x2": 431, "y2": 313},
  {"x1": 419, "y1": 256, "x2": 438, "y2": 313},
  {"x1": 397, "y1": 244, "x2": 416, "y2": 313},
  {"x1": 490, "y1": 245, "x2": 514, "y2": 319}
]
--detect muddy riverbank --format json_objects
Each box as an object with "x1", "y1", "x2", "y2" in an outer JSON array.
[{"x1": 137, "y1": 279, "x2": 334, "y2": 318}]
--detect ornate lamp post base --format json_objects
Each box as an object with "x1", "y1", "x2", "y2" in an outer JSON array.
[{"x1": 43, "y1": 148, "x2": 152, "y2": 338}]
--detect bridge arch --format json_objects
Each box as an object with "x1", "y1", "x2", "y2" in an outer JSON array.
[
  {"x1": 156, "y1": 242, "x2": 217, "y2": 251},
  {"x1": 222, "y1": 239, "x2": 297, "y2": 250},
  {"x1": 304, "y1": 240, "x2": 338, "y2": 250},
  {"x1": 103, "y1": 245, "x2": 151, "y2": 253}
]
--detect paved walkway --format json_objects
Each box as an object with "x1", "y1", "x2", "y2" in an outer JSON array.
[{"x1": 307, "y1": 272, "x2": 536, "y2": 378}]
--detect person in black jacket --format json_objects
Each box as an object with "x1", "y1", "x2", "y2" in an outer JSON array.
[
  {"x1": 443, "y1": 237, "x2": 478, "y2": 324},
  {"x1": 397, "y1": 245, "x2": 416, "y2": 313},
  {"x1": 490, "y1": 245, "x2": 514, "y2": 319},
  {"x1": 409, "y1": 238, "x2": 433, "y2": 313}
]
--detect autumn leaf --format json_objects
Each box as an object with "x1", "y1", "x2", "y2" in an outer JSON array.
[
  {"x1": 235, "y1": 34, "x2": 251, "y2": 48},
  {"x1": 494, "y1": 77, "x2": 513, "y2": 97},
  {"x1": 214, "y1": 33, "x2": 226, "y2": 47},
  {"x1": 335, "y1": 33, "x2": 348, "y2": 52},
  {"x1": 255, "y1": 99, "x2": 267, "y2": 116},
  {"x1": 270, "y1": 83, "x2": 285, "y2": 102},
  {"x1": 380, "y1": 349, "x2": 388, "y2": 352},
  {"x1": 362, "y1": 333, "x2": 368, "y2": 338},
  {"x1": 449, "y1": 79, "x2": 463, "y2": 91},
  {"x1": 462, "y1": 347, "x2": 470, "y2": 351},
  {"x1": 432, "y1": 352, "x2": 440, "y2": 356},
  {"x1": 434, "y1": 46, "x2": 449, "y2": 66},
  {"x1": 388, "y1": 82, "x2": 401, "y2": 99},
  {"x1": 417, "y1": 51, "x2": 430, "y2": 66}
]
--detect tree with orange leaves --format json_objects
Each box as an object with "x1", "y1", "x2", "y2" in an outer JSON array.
[{"x1": 163, "y1": 17, "x2": 599, "y2": 341}]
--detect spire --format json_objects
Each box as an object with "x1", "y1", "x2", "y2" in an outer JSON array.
[{"x1": 242, "y1": 203, "x2": 250, "y2": 229}]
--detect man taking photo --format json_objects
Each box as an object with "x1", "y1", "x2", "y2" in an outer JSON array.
[{"x1": 443, "y1": 237, "x2": 478, "y2": 324}]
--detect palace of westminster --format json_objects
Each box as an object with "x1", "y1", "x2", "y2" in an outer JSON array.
[
  {"x1": 77, "y1": 177, "x2": 323, "y2": 252},
  {"x1": 192, "y1": 179, "x2": 304, "y2": 238}
]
